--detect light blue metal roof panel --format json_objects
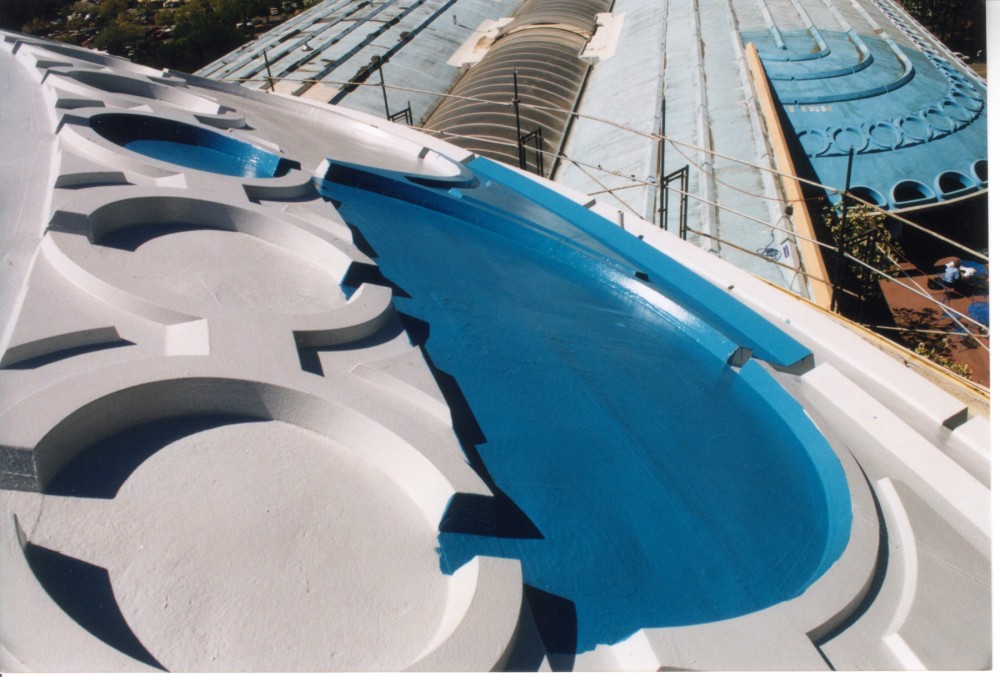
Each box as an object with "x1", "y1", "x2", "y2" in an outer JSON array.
[
  {"x1": 202, "y1": 0, "x2": 522, "y2": 121},
  {"x1": 729, "y1": 0, "x2": 770, "y2": 31},
  {"x1": 790, "y1": 0, "x2": 842, "y2": 28},
  {"x1": 266, "y1": 0, "x2": 414, "y2": 80},
  {"x1": 196, "y1": 0, "x2": 369, "y2": 83},
  {"x1": 556, "y1": 0, "x2": 799, "y2": 291},
  {"x1": 552, "y1": 0, "x2": 665, "y2": 204},
  {"x1": 699, "y1": 4, "x2": 793, "y2": 280}
]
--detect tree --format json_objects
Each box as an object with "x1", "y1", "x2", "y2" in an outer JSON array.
[
  {"x1": 897, "y1": 0, "x2": 987, "y2": 59},
  {"x1": 0, "y1": 0, "x2": 67, "y2": 32},
  {"x1": 92, "y1": 16, "x2": 145, "y2": 54},
  {"x1": 914, "y1": 338, "x2": 973, "y2": 379},
  {"x1": 153, "y1": 0, "x2": 249, "y2": 72},
  {"x1": 824, "y1": 201, "x2": 905, "y2": 302},
  {"x1": 97, "y1": 0, "x2": 129, "y2": 19}
]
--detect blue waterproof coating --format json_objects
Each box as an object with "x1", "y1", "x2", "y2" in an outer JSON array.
[
  {"x1": 90, "y1": 113, "x2": 297, "y2": 178},
  {"x1": 316, "y1": 156, "x2": 851, "y2": 652}
]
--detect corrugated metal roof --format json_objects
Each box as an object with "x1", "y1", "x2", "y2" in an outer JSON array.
[{"x1": 197, "y1": 0, "x2": 523, "y2": 126}]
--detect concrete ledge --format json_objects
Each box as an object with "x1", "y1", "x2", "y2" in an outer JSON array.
[
  {"x1": 292, "y1": 283, "x2": 395, "y2": 346},
  {"x1": 0, "y1": 326, "x2": 122, "y2": 369},
  {"x1": 0, "y1": 501, "x2": 158, "y2": 671},
  {"x1": 774, "y1": 303, "x2": 969, "y2": 432},
  {"x1": 350, "y1": 361, "x2": 453, "y2": 426},
  {"x1": 942, "y1": 415, "x2": 991, "y2": 486},
  {"x1": 53, "y1": 146, "x2": 128, "y2": 188},
  {"x1": 799, "y1": 363, "x2": 989, "y2": 557},
  {"x1": 574, "y1": 365, "x2": 882, "y2": 670},
  {"x1": 629, "y1": 222, "x2": 972, "y2": 436},
  {"x1": 408, "y1": 556, "x2": 525, "y2": 671},
  {"x1": 819, "y1": 478, "x2": 991, "y2": 669}
]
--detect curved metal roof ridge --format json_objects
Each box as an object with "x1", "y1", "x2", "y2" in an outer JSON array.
[
  {"x1": 501, "y1": 0, "x2": 608, "y2": 32},
  {"x1": 498, "y1": 22, "x2": 594, "y2": 40},
  {"x1": 423, "y1": 0, "x2": 610, "y2": 174}
]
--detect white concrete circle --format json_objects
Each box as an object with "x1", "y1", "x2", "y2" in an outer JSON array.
[
  {"x1": 107, "y1": 420, "x2": 453, "y2": 671},
  {"x1": 97, "y1": 228, "x2": 346, "y2": 313},
  {"x1": 57, "y1": 70, "x2": 224, "y2": 115}
]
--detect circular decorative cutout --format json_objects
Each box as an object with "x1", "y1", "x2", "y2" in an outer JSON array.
[
  {"x1": 109, "y1": 227, "x2": 347, "y2": 313},
  {"x1": 832, "y1": 126, "x2": 867, "y2": 153},
  {"x1": 62, "y1": 70, "x2": 222, "y2": 115},
  {"x1": 24, "y1": 39, "x2": 153, "y2": 73},
  {"x1": 950, "y1": 90, "x2": 983, "y2": 112},
  {"x1": 108, "y1": 419, "x2": 456, "y2": 671},
  {"x1": 90, "y1": 113, "x2": 297, "y2": 178},
  {"x1": 972, "y1": 159, "x2": 988, "y2": 186},
  {"x1": 924, "y1": 106, "x2": 956, "y2": 133},
  {"x1": 47, "y1": 195, "x2": 366, "y2": 324},
  {"x1": 935, "y1": 171, "x2": 976, "y2": 198},
  {"x1": 940, "y1": 98, "x2": 974, "y2": 122},
  {"x1": 23, "y1": 375, "x2": 523, "y2": 672},
  {"x1": 899, "y1": 115, "x2": 931, "y2": 142},
  {"x1": 952, "y1": 82, "x2": 984, "y2": 101},
  {"x1": 867, "y1": 121, "x2": 902, "y2": 149},
  {"x1": 797, "y1": 129, "x2": 831, "y2": 156},
  {"x1": 891, "y1": 179, "x2": 936, "y2": 208}
]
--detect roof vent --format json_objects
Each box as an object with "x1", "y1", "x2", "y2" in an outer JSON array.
[
  {"x1": 890, "y1": 179, "x2": 935, "y2": 209},
  {"x1": 848, "y1": 185, "x2": 886, "y2": 208},
  {"x1": 935, "y1": 171, "x2": 976, "y2": 199},
  {"x1": 972, "y1": 159, "x2": 988, "y2": 186}
]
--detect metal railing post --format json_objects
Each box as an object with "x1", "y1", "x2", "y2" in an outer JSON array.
[
  {"x1": 831, "y1": 147, "x2": 855, "y2": 313},
  {"x1": 513, "y1": 69, "x2": 527, "y2": 170}
]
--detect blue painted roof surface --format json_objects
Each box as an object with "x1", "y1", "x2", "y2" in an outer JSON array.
[
  {"x1": 747, "y1": 28, "x2": 987, "y2": 210},
  {"x1": 468, "y1": 157, "x2": 812, "y2": 368},
  {"x1": 315, "y1": 154, "x2": 849, "y2": 651}
]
